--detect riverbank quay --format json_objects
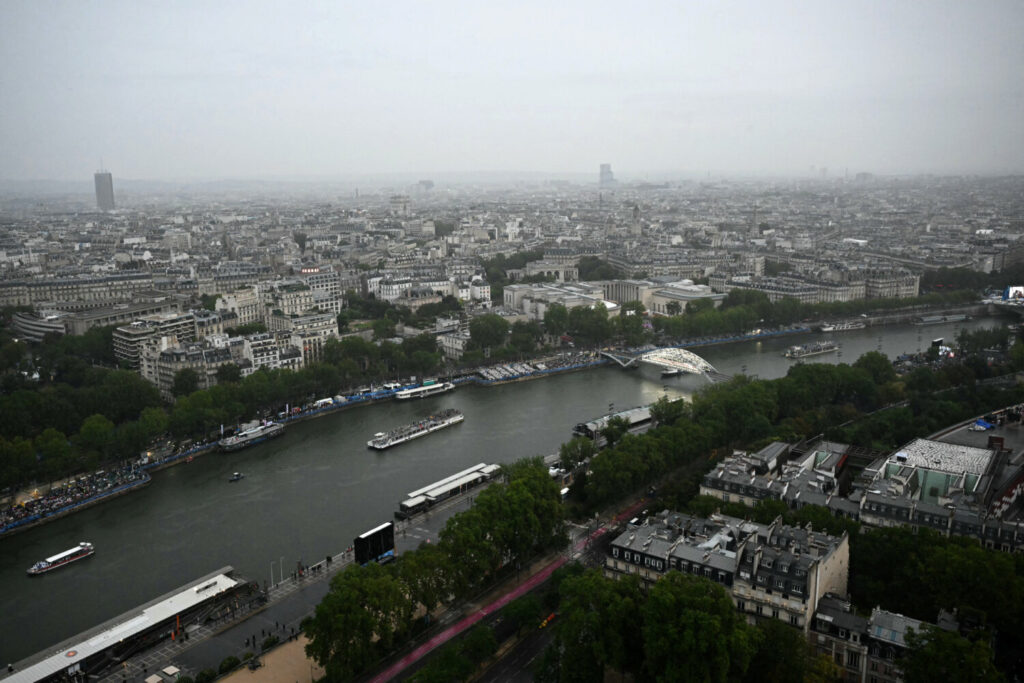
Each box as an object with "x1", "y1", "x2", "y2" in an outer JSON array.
[
  {"x1": 0, "y1": 305, "x2": 1002, "y2": 541},
  {"x1": 0, "y1": 470, "x2": 151, "y2": 538}
]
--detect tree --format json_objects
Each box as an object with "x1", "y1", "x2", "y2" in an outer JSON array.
[
  {"x1": 397, "y1": 541, "x2": 450, "y2": 614},
  {"x1": 35, "y1": 428, "x2": 74, "y2": 480},
  {"x1": 559, "y1": 436, "x2": 596, "y2": 470},
  {"x1": 0, "y1": 436, "x2": 35, "y2": 489},
  {"x1": 172, "y1": 368, "x2": 201, "y2": 398},
  {"x1": 509, "y1": 320, "x2": 543, "y2": 354},
  {"x1": 225, "y1": 322, "x2": 268, "y2": 336},
  {"x1": 199, "y1": 294, "x2": 220, "y2": 311},
  {"x1": 805, "y1": 653, "x2": 845, "y2": 683},
  {"x1": 543, "y1": 304, "x2": 569, "y2": 337},
  {"x1": 616, "y1": 311, "x2": 647, "y2": 346},
  {"x1": 293, "y1": 231, "x2": 308, "y2": 253},
  {"x1": 665, "y1": 300, "x2": 682, "y2": 316},
  {"x1": 577, "y1": 256, "x2": 620, "y2": 280},
  {"x1": 502, "y1": 594, "x2": 544, "y2": 636},
  {"x1": 649, "y1": 395, "x2": 688, "y2": 426},
  {"x1": 215, "y1": 363, "x2": 242, "y2": 384},
  {"x1": 305, "y1": 563, "x2": 413, "y2": 681},
  {"x1": 854, "y1": 351, "x2": 898, "y2": 385},
  {"x1": 461, "y1": 623, "x2": 498, "y2": 665},
  {"x1": 551, "y1": 570, "x2": 645, "y2": 681},
  {"x1": 743, "y1": 619, "x2": 809, "y2": 683},
  {"x1": 600, "y1": 415, "x2": 631, "y2": 449},
  {"x1": 469, "y1": 314, "x2": 510, "y2": 350},
  {"x1": 218, "y1": 656, "x2": 241, "y2": 675},
  {"x1": 902, "y1": 626, "x2": 1004, "y2": 683},
  {"x1": 567, "y1": 305, "x2": 613, "y2": 346},
  {"x1": 372, "y1": 318, "x2": 396, "y2": 341},
  {"x1": 642, "y1": 572, "x2": 759, "y2": 683},
  {"x1": 76, "y1": 413, "x2": 115, "y2": 457}
]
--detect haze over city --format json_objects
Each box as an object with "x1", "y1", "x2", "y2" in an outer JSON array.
[{"x1": 2, "y1": 0, "x2": 1023, "y2": 184}]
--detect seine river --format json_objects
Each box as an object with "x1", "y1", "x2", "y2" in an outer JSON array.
[{"x1": 0, "y1": 317, "x2": 1006, "y2": 663}]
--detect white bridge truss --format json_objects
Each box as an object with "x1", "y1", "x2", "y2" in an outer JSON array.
[{"x1": 637, "y1": 347, "x2": 718, "y2": 375}]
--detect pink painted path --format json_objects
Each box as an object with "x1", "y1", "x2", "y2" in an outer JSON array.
[{"x1": 371, "y1": 498, "x2": 646, "y2": 682}]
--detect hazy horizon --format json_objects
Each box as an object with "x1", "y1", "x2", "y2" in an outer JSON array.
[{"x1": 2, "y1": 1, "x2": 1022, "y2": 182}]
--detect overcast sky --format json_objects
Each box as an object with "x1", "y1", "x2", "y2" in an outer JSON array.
[{"x1": 1, "y1": 1, "x2": 1022, "y2": 182}]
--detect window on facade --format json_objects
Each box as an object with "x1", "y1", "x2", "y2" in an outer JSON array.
[
  {"x1": 790, "y1": 614, "x2": 799, "y2": 626},
  {"x1": 772, "y1": 609, "x2": 779, "y2": 619},
  {"x1": 612, "y1": 548, "x2": 619, "y2": 558},
  {"x1": 839, "y1": 629, "x2": 847, "y2": 639},
  {"x1": 756, "y1": 605, "x2": 764, "y2": 615},
  {"x1": 775, "y1": 578, "x2": 785, "y2": 589},
  {"x1": 624, "y1": 551, "x2": 630, "y2": 561},
  {"x1": 847, "y1": 652, "x2": 860, "y2": 668},
  {"x1": 738, "y1": 601, "x2": 746, "y2": 611}
]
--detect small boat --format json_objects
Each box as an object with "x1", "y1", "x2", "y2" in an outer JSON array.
[
  {"x1": 660, "y1": 368, "x2": 682, "y2": 378},
  {"x1": 229, "y1": 472, "x2": 245, "y2": 482},
  {"x1": 27, "y1": 542, "x2": 94, "y2": 576}
]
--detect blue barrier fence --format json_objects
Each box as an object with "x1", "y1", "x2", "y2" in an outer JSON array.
[{"x1": 0, "y1": 473, "x2": 152, "y2": 536}]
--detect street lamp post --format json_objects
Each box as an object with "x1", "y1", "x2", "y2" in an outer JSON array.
[
  {"x1": 270, "y1": 561, "x2": 276, "y2": 588},
  {"x1": 280, "y1": 556, "x2": 285, "y2": 583}
]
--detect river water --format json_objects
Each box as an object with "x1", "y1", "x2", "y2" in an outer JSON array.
[{"x1": 0, "y1": 317, "x2": 1006, "y2": 663}]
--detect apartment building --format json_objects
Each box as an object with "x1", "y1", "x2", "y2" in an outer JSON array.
[
  {"x1": 113, "y1": 312, "x2": 197, "y2": 369},
  {"x1": 604, "y1": 510, "x2": 849, "y2": 632}
]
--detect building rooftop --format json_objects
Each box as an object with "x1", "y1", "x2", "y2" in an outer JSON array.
[{"x1": 891, "y1": 438, "x2": 995, "y2": 477}]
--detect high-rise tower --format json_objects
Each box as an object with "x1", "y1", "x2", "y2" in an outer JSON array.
[
  {"x1": 94, "y1": 170, "x2": 115, "y2": 211},
  {"x1": 599, "y1": 163, "x2": 616, "y2": 188}
]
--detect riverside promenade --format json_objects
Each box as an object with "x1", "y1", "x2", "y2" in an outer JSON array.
[{"x1": 81, "y1": 489, "x2": 481, "y2": 682}]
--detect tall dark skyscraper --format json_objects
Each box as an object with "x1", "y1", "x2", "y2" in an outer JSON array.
[{"x1": 94, "y1": 170, "x2": 115, "y2": 211}]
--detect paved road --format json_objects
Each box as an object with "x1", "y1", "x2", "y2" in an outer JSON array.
[
  {"x1": 476, "y1": 626, "x2": 555, "y2": 683},
  {"x1": 372, "y1": 498, "x2": 648, "y2": 682}
]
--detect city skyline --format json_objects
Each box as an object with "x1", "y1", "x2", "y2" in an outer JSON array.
[{"x1": 1, "y1": 1, "x2": 1023, "y2": 182}]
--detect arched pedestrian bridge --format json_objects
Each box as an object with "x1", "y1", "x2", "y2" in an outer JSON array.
[{"x1": 600, "y1": 347, "x2": 731, "y2": 383}]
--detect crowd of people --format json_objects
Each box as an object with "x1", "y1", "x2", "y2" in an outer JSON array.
[{"x1": 0, "y1": 463, "x2": 148, "y2": 533}]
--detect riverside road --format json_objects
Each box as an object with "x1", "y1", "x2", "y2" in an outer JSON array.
[{"x1": 0, "y1": 317, "x2": 1002, "y2": 665}]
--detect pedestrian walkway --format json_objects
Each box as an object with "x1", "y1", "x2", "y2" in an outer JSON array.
[{"x1": 96, "y1": 550, "x2": 355, "y2": 683}]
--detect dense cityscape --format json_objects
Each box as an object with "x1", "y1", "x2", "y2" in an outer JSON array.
[
  {"x1": 3, "y1": 1, "x2": 1023, "y2": 682},
  {"x1": 0, "y1": 169, "x2": 1022, "y2": 682}
]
